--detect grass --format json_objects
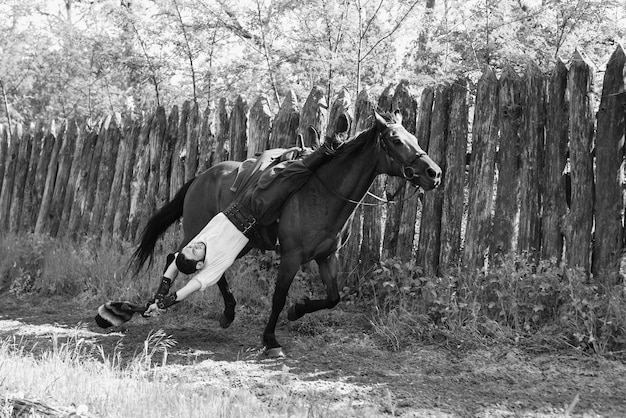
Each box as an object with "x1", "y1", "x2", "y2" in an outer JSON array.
[
  {"x1": 0, "y1": 329, "x2": 319, "y2": 418},
  {"x1": 1, "y1": 232, "x2": 626, "y2": 416}
]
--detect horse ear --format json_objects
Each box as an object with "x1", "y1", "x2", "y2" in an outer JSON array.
[
  {"x1": 393, "y1": 109, "x2": 403, "y2": 125},
  {"x1": 336, "y1": 112, "x2": 350, "y2": 134},
  {"x1": 296, "y1": 133, "x2": 304, "y2": 148},
  {"x1": 374, "y1": 111, "x2": 387, "y2": 130},
  {"x1": 308, "y1": 125, "x2": 320, "y2": 146}
]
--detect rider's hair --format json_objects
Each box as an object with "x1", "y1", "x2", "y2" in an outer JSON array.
[{"x1": 175, "y1": 252, "x2": 201, "y2": 275}]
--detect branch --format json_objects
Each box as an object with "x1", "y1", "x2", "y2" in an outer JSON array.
[
  {"x1": 172, "y1": 0, "x2": 198, "y2": 104},
  {"x1": 360, "y1": 0, "x2": 421, "y2": 62}
]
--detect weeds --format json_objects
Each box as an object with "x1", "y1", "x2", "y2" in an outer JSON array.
[
  {"x1": 2, "y1": 234, "x2": 625, "y2": 357},
  {"x1": 359, "y1": 255, "x2": 626, "y2": 356}
]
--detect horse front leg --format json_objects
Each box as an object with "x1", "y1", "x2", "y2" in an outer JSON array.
[
  {"x1": 287, "y1": 253, "x2": 340, "y2": 321},
  {"x1": 217, "y1": 275, "x2": 236, "y2": 328},
  {"x1": 262, "y1": 254, "x2": 300, "y2": 357}
]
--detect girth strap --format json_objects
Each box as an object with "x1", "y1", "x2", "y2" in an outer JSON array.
[{"x1": 223, "y1": 202, "x2": 257, "y2": 238}]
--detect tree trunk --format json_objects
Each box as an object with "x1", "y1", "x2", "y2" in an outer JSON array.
[{"x1": 592, "y1": 45, "x2": 626, "y2": 286}]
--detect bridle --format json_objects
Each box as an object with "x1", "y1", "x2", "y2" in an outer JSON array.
[
  {"x1": 379, "y1": 124, "x2": 427, "y2": 182},
  {"x1": 310, "y1": 123, "x2": 427, "y2": 206}
]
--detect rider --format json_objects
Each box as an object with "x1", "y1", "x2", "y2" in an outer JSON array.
[{"x1": 138, "y1": 132, "x2": 345, "y2": 317}]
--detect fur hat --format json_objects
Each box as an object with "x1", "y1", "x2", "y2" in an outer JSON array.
[{"x1": 94, "y1": 301, "x2": 144, "y2": 328}]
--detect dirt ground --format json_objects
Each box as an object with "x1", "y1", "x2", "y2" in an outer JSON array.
[{"x1": 1, "y1": 294, "x2": 625, "y2": 418}]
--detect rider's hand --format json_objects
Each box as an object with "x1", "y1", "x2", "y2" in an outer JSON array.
[{"x1": 143, "y1": 302, "x2": 165, "y2": 317}]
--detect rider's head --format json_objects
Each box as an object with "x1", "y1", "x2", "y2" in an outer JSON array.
[{"x1": 175, "y1": 242, "x2": 207, "y2": 274}]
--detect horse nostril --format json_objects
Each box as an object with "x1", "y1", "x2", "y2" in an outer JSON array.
[{"x1": 426, "y1": 168, "x2": 438, "y2": 179}]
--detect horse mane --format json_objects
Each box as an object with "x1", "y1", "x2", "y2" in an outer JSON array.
[{"x1": 330, "y1": 111, "x2": 399, "y2": 164}]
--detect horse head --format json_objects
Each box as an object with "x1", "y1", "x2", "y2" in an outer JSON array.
[{"x1": 375, "y1": 111, "x2": 441, "y2": 191}]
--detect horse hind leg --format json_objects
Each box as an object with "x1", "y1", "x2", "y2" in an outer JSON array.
[
  {"x1": 217, "y1": 275, "x2": 236, "y2": 328},
  {"x1": 287, "y1": 253, "x2": 340, "y2": 321}
]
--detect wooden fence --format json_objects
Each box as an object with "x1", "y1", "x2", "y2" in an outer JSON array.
[{"x1": 0, "y1": 46, "x2": 624, "y2": 287}]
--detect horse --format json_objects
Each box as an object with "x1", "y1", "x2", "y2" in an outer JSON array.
[{"x1": 131, "y1": 110, "x2": 442, "y2": 357}]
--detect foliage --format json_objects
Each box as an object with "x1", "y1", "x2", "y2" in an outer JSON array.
[
  {"x1": 0, "y1": 0, "x2": 623, "y2": 123},
  {"x1": 2, "y1": 234, "x2": 625, "y2": 357},
  {"x1": 358, "y1": 255, "x2": 626, "y2": 356}
]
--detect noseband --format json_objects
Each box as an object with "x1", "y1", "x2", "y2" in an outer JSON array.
[{"x1": 379, "y1": 125, "x2": 426, "y2": 181}]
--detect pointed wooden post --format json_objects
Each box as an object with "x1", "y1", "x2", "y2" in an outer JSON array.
[
  {"x1": 49, "y1": 119, "x2": 78, "y2": 237},
  {"x1": 564, "y1": 50, "x2": 595, "y2": 272},
  {"x1": 113, "y1": 115, "x2": 141, "y2": 242},
  {"x1": 212, "y1": 98, "x2": 230, "y2": 165},
  {"x1": 326, "y1": 89, "x2": 351, "y2": 141},
  {"x1": 229, "y1": 95, "x2": 248, "y2": 161},
  {"x1": 89, "y1": 115, "x2": 121, "y2": 237},
  {"x1": 66, "y1": 122, "x2": 98, "y2": 240},
  {"x1": 248, "y1": 94, "x2": 272, "y2": 158},
  {"x1": 541, "y1": 59, "x2": 569, "y2": 262},
  {"x1": 35, "y1": 121, "x2": 64, "y2": 235},
  {"x1": 185, "y1": 102, "x2": 200, "y2": 181},
  {"x1": 517, "y1": 62, "x2": 545, "y2": 257},
  {"x1": 355, "y1": 89, "x2": 381, "y2": 276},
  {"x1": 127, "y1": 114, "x2": 153, "y2": 241},
  {"x1": 0, "y1": 125, "x2": 19, "y2": 232},
  {"x1": 269, "y1": 90, "x2": 299, "y2": 149},
  {"x1": 9, "y1": 125, "x2": 29, "y2": 234},
  {"x1": 463, "y1": 67, "x2": 499, "y2": 270},
  {"x1": 417, "y1": 83, "x2": 450, "y2": 275},
  {"x1": 439, "y1": 79, "x2": 468, "y2": 272},
  {"x1": 491, "y1": 65, "x2": 522, "y2": 260},
  {"x1": 592, "y1": 45, "x2": 626, "y2": 286},
  {"x1": 0, "y1": 125, "x2": 7, "y2": 195},
  {"x1": 197, "y1": 103, "x2": 214, "y2": 174},
  {"x1": 298, "y1": 86, "x2": 327, "y2": 148},
  {"x1": 102, "y1": 115, "x2": 129, "y2": 244}
]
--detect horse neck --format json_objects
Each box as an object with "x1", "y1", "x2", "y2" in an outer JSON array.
[{"x1": 314, "y1": 133, "x2": 382, "y2": 215}]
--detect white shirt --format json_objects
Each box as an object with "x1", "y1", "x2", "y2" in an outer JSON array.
[{"x1": 189, "y1": 212, "x2": 250, "y2": 291}]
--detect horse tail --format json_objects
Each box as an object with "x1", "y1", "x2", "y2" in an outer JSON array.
[{"x1": 129, "y1": 177, "x2": 195, "y2": 275}]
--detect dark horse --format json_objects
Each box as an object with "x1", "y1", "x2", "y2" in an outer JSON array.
[{"x1": 131, "y1": 111, "x2": 441, "y2": 357}]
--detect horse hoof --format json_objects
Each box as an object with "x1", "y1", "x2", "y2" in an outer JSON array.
[
  {"x1": 287, "y1": 305, "x2": 298, "y2": 321},
  {"x1": 264, "y1": 347, "x2": 286, "y2": 358},
  {"x1": 219, "y1": 314, "x2": 234, "y2": 329}
]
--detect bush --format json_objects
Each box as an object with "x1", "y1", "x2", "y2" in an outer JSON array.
[{"x1": 359, "y1": 255, "x2": 626, "y2": 356}]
